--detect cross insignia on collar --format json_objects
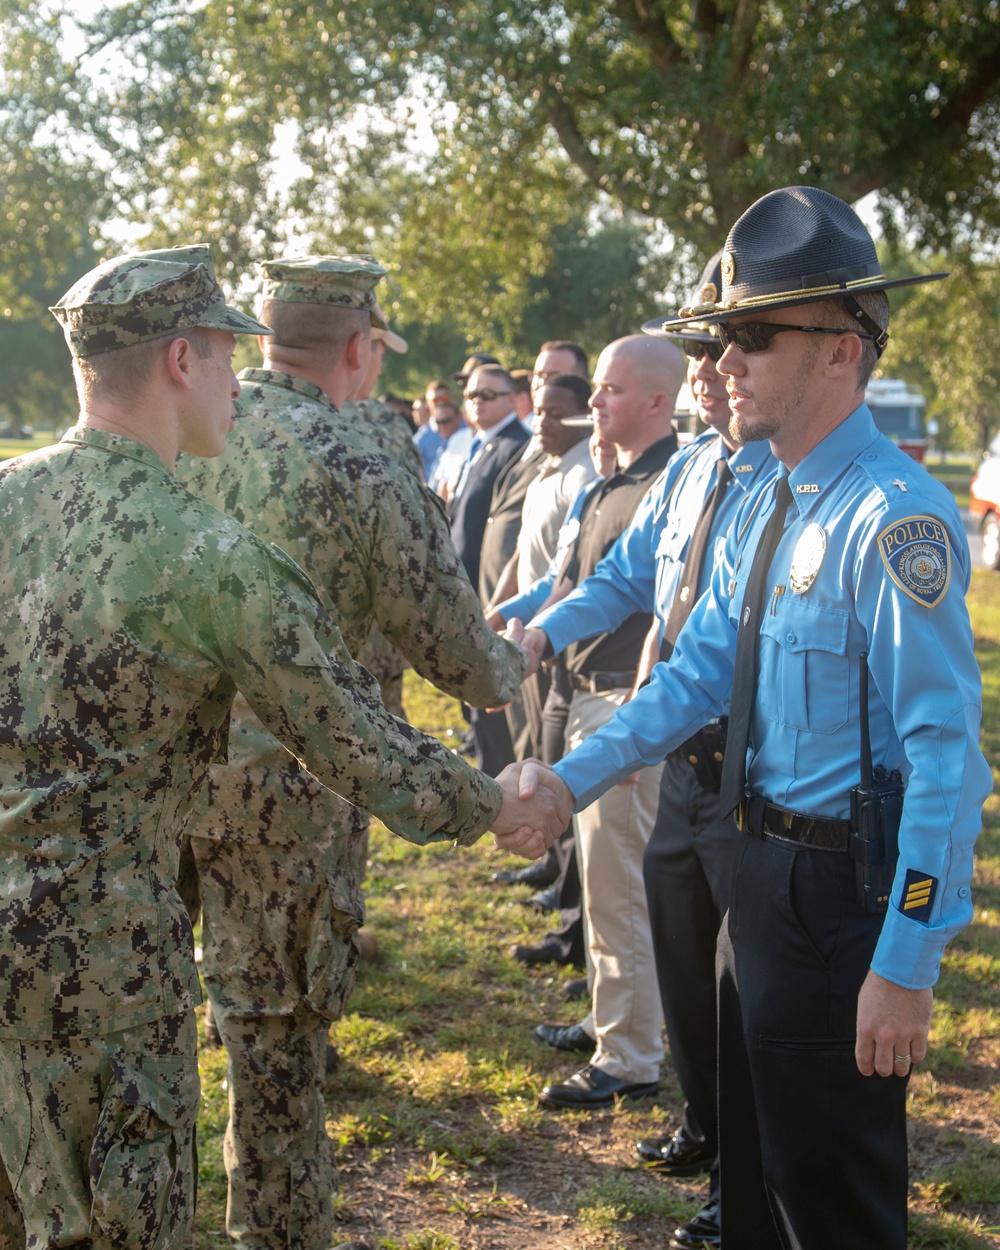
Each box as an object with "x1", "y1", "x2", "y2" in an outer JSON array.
[{"x1": 892, "y1": 478, "x2": 908, "y2": 492}]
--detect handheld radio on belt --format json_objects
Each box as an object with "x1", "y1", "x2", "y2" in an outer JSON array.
[{"x1": 849, "y1": 651, "x2": 903, "y2": 913}]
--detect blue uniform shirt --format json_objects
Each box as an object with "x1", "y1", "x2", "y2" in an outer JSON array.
[
  {"x1": 554, "y1": 405, "x2": 991, "y2": 991},
  {"x1": 531, "y1": 432, "x2": 776, "y2": 652}
]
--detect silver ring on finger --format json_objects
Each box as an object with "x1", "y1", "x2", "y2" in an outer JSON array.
[{"x1": 894, "y1": 1053, "x2": 911, "y2": 1065}]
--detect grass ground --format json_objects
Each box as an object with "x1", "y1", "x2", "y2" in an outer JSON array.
[{"x1": 190, "y1": 567, "x2": 1000, "y2": 1250}]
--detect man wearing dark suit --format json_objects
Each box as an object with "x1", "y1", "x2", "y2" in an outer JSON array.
[{"x1": 449, "y1": 365, "x2": 530, "y2": 773}]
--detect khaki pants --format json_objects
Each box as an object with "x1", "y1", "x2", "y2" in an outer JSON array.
[
  {"x1": 0, "y1": 1012, "x2": 198, "y2": 1250},
  {"x1": 567, "y1": 687, "x2": 665, "y2": 1084}
]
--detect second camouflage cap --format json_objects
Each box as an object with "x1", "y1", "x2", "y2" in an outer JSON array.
[
  {"x1": 50, "y1": 245, "x2": 271, "y2": 358},
  {"x1": 261, "y1": 254, "x2": 387, "y2": 309}
]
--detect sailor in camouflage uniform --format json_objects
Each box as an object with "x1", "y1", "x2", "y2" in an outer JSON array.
[
  {"x1": 343, "y1": 302, "x2": 422, "y2": 717},
  {"x1": 175, "y1": 255, "x2": 529, "y2": 1250},
  {"x1": 0, "y1": 248, "x2": 567, "y2": 1250}
]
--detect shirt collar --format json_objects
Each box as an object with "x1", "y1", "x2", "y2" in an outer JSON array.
[
  {"x1": 238, "y1": 368, "x2": 336, "y2": 412},
  {"x1": 60, "y1": 424, "x2": 173, "y2": 476},
  {"x1": 787, "y1": 402, "x2": 878, "y2": 515},
  {"x1": 727, "y1": 437, "x2": 778, "y2": 494}
]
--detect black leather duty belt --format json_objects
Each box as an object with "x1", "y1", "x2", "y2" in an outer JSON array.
[
  {"x1": 737, "y1": 794, "x2": 851, "y2": 853},
  {"x1": 669, "y1": 719, "x2": 728, "y2": 794},
  {"x1": 569, "y1": 670, "x2": 637, "y2": 694}
]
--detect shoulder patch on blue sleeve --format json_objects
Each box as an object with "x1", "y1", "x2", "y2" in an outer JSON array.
[
  {"x1": 898, "y1": 869, "x2": 938, "y2": 923},
  {"x1": 877, "y1": 515, "x2": 951, "y2": 608}
]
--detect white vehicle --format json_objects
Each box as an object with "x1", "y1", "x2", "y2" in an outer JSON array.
[{"x1": 865, "y1": 378, "x2": 927, "y2": 462}]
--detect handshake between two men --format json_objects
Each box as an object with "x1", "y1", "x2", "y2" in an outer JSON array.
[{"x1": 486, "y1": 618, "x2": 576, "y2": 862}]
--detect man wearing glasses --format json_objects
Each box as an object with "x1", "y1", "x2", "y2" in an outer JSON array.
[
  {"x1": 519, "y1": 255, "x2": 776, "y2": 1249},
  {"x1": 448, "y1": 365, "x2": 530, "y2": 622},
  {"x1": 517, "y1": 187, "x2": 991, "y2": 1249}
]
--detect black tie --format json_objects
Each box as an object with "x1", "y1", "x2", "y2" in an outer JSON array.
[
  {"x1": 660, "y1": 457, "x2": 732, "y2": 661},
  {"x1": 719, "y1": 474, "x2": 794, "y2": 817}
]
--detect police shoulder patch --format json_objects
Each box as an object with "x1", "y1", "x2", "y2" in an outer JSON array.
[
  {"x1": 877, "y1": 515, "x2": 951, "y2": 608},
  {"x1": 897, "y1": 869, "x2": 938, "y2": 923}
]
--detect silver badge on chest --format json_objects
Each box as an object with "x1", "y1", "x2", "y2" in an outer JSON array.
[{"x1": 789, "y1": 523, "x2": 827, "y2": 594}]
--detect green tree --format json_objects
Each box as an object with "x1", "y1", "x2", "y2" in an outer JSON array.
[
  {"x1": 888, "y1": 253, "x2": 1000, "y2": 453},
  {"x1": 47, "y1": 0, "x2": 1000, "y2": 257}
]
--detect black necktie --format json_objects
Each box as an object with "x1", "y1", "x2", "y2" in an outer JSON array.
[
  {"x1": 719, "y1": 474, "x2": 794, "y2": 817},
  {"x1": 660, "y1": 457, "x2": 732, "y2": 661}
]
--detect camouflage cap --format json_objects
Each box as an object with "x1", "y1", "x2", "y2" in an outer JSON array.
[
  {"x1": 370, "y1": 303, "x2": 408, "y2": 354},
  {"x1": 50, "y1": 245, "x2": 271, "y2": 359},
  {"x1": 261, "y1": 254, "x2": 387, "y2": 309}
]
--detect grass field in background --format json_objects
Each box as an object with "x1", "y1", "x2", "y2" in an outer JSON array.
[
  {"x1": 185, "y1": 569, "x2": 1000, "y2": 1249},
  {"x1": 1, "y1": 430, "x2": 996, "y2": 1244}
]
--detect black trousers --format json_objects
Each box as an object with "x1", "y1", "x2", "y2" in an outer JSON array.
[
  {"x1": 643, "y1": 752, "x2": 738, "y2": 1203},
  {"x1": 717, "y1": 832, "x2": 909, "y2": 1250}
]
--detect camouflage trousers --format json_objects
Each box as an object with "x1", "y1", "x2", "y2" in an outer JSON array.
[
  {"x1": 191, "y1": 833, "x2": 363, "y2": 1250},
  {"x1": 0, "y1": 1012, "x2": 198, "y2": 1250}
]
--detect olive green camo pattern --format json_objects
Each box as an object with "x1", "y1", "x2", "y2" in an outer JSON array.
[
  {"x1": 0, "y1": 425, "x2": 501, "y2": 1039},
  {"x1": 176, "y1": 365, "x2": 524, "y2": 1250},
  {"x1": 343, "y1": 394, "x2": 429, "y2": 716},
  {"x1": 260, "y1": 254, "x2": 386, "y2": 309},
  {"x1": 0, "y1": 425, "x2": 502, "y2": 1248},
  {"x1": 50, "y1": 245, "x2": 269, "y2": 356},
  {"x1": 0, "y1": 1013, "x2": 198, "y2": 1250},
  {"x1": 341, "y1": 395, "x2": 426, "y2": 482}
]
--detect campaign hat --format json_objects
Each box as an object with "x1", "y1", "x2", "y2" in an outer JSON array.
[
  {"x1": 653, "y1": 187, "x2": 946, "y2": 335},
  {"x1": 643, "y1": 250, "x2": 725, "y2": 343},
  {"x1": 261, "y1": 254, "x2": 387, "y2": 309},
  {"x1": 51, "y1": 245, "x2": 270, "y2": 358}
]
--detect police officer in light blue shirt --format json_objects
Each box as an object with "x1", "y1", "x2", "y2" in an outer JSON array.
[
  {"x1": 514, "y1": 187, "x2": 992, "y2": 1250},
  {"x1": 515, "y1": 254, "x2": 775, "y2": 1250}
]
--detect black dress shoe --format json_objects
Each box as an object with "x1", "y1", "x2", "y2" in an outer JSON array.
[
  {"x1": 538, "y1": 1064, "x2": 659, "y2": 1110},
  {"x1": 637, "y1": 1130, "x2": 714, "y2": 1176},
  {"x1": 670, "y1": 1200, "x2": 720, "y2": 1248},
  {"x1": 563, "y1": 977, "x2": 588, "y2": 1000},
  {"x1": 534, "y1": 1022, "x2": 594, "y2": 1052},
  {"x1": 526, "y1": 884, "x2": 560, "y2": 912},
  {"x1": 493, "y1": 860, "x2": 559, "y2": 887},
  {"x1": 511, "y1": 939, "x2": 565, "y2": 966}
]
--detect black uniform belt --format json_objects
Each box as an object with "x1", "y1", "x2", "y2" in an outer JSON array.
[
  {"x1": 737, "y1": 794, "x2": 851, "y2": 852},
  {"x1": 569, "y1": 669, "x2": 637, "y2": 694},
  {"x1": 669, "y1": 719, "x2": 728, "y2": 794}
]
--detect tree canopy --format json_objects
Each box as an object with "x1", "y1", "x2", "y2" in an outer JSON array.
[{"x1": 2, "y1": 1, "x2": 999, "y2": 442}]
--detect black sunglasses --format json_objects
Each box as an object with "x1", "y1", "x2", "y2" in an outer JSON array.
[
  {"x1": 464, "y1": 388, "x2": 512, "y2": 402},
  {"x1": 716, "y1": 321, "x2": 875, "y2": 354},
  {"x1": 682, "y1": 339, "x2": 725, "y2": 363}
]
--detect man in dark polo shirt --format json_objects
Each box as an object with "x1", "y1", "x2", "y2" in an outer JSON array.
[{"x1": 509, "y1": 334, "x2": 684, "y2": 1107}]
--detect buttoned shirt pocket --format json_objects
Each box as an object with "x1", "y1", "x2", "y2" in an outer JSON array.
[{"x1": 757, "y1": 598, "x2": 849, "y2": 733}]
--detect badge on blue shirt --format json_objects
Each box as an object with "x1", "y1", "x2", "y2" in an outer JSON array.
[
  {"x1": 877, "y1": 516, "x2": 951, "y2": 608},
  {"x1": 898, "y1": 869, "x2": 938, "y2": 923}
]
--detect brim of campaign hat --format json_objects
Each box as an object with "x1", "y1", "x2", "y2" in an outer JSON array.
[
  {"x1": 653, "y1": 270, "x2": 947, "y2": 332},
  {"x1": 644, "y1": 249, "x2": 727, "y2": 340},
  {"x1": 559, "y1": 414, "x2": 596, "y2": 428},
  {"x1": 653, "y1": 186, "x2": 947, "y2": 333},
  {"x1": 642, "y1": 317, "x2": 719, "y2": 341}
]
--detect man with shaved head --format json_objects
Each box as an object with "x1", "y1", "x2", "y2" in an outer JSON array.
[{"x1": 502, "y1": 335, "x2": 684, "y2": 1108}]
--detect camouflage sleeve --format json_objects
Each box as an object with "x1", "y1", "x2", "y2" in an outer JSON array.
[
  {"x1": 209, "y1": 538, "x2": 503, "y2": 845},
  {"x1": 368, "y1": 473, "x2": 527, "y2": 707}
]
